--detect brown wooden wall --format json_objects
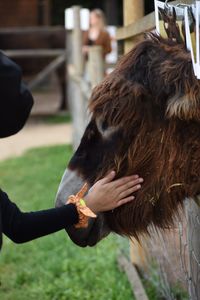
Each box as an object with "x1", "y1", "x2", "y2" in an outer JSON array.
[{"x1": 0, "y1": 0, "x2": 50, "y2": 27}]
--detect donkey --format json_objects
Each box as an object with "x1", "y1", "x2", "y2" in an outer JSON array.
[
  {"x1": 55, "y1": 34, "x2": 200, "y2": 247},
  {"x1": 158, "y1": 7, "x2": 184, "y2": 44}
]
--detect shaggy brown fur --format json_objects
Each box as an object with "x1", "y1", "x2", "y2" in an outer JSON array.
[{"x1": 69, "y1": 34, "x2": 200, "y2": 240}]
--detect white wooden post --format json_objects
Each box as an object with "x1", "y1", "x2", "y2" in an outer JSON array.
[
  {"x1": 88, "y1": 46, "x2": 104, "y2": 88},
  {"x1": 69, "y1": 6, "x2": 86, "y2": 149},
  {"x1": 72, "y1": 6, "x2": 84, "y2": 76}
]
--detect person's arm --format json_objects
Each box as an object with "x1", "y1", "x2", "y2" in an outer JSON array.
[
  {"x1": 1, "y1": 190, "x2": 79, "y2": 244},
  {"x1": 102, "y1": 31, "x2": 112, "y2": 57},
  {"x1": 0, "y1": 173, "x2": 143, "y2": 244}
]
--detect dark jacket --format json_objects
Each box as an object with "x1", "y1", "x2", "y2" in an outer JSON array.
[
  {"x1": 83, "y1": 30, "x2": 112, "y2": 58},
  {"x1": 0, "y1": 51, "x2": 33, "y2": 138},
  {"x1": 0, "y1": 190, "x2": 78, "y2": 249},
  {"x1": 0, "y1": 53, "x2": 79, "y2": 250}
]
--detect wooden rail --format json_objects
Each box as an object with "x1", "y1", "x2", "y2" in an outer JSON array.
[
  {"x1": 116, "y1": 12, "x2": 155, "y2": 41},
  {"x1": 2, "y1": 49, "x2": 65, "y2": 58},
  {"x1": 28, "y1": 54, "x2": 66, "y2": 90},
  {"x1": 117, "y1": 254, "x2": 149, "y2": 300},
  {"x1": 0, "y1": 26, "x2": 64, "y2": 33}
]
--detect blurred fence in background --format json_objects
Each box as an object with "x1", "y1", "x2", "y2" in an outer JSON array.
[{"x1": 66, "y1": 6, "x2": 116, "y2": 148}]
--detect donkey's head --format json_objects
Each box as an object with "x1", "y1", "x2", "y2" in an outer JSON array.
[
  {"x1": 56, "y1": 34, "x2": 200, "y2": 247},
  {"x1": 158, "y1": 7, "x2": 184, "y2": 44}
]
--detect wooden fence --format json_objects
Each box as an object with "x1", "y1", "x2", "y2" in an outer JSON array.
[
  {"x1": 67, "y1": 6, "x2": 105, "y2": 149},
  {"x1": 0, "y1": 27, "x2": 67, "y2": 92}
]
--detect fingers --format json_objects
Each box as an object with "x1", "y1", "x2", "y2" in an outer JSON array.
[
  {"x1": 112, "y1": 175, "x2": 140, "y2": 188},
  {"x1": 117, "y1": 177, "x2": 143, "y2": 194},
  {"x1": 100, "y1": 171, "x2": 116, "y2": 184},
  {"x1": 117, "y1": 196, "x2": 135, "y2": 207},
  {"x1": 118, "y1": 184, "x2": 142, "y2": 199},
  {"x1": 99, "y1": 173, "x2": 142, "y2": 188}
]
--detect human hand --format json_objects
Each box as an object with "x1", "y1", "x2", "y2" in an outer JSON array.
[{"x1": 84, "y1": 171, "x2": 143, "y2": 214}]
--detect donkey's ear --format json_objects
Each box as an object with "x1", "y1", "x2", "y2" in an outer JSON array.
[
  {"x1": 189, "y1": 7, "x2": 195, "y2": 24},
  {"x1": 172, "y1": 7, "x2": 177, "y2": 21},
  {"x1": 158, "y1": 7, "x2": 166, "y2": 18},
  {"x1": 159, "y1": 7, "x2": 169, "y2": 22}
]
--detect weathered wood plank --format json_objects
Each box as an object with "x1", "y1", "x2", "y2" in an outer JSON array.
[
  {"x1": 185, "y1": 198, "x2": 200, "y2": 300},
  {"x1": 117, "y1": 254, "x2": 149, "y2": 300},
  {"x1": 123, "y1": 0, "x2": 145, "y2": 54},
  {"x1": 28, "y1": 54, "x2": 66, "y2": 90},
  {"x1": 0, "y1": 26, "x2": 64, "y2": 33},
  {"x1": 72, "y1": 6, "x2": 84, "y2": 76},
  {"x1": 124, "y1": 0, "x2": 144, "y2": 26},
  {"x1": 116, "y1": 12, "x2": 155, "y2": 41},
  {"x1": 88, "y1": 46, "x2": 104, "y2": 88},
  {"x1": 3, "y1": 49, "x2": 65, "y2": 58},
  {"x1": 68, "y1": 64, "x2": 91, "y2": 99}
]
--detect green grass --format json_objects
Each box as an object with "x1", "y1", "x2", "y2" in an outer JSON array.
[
  {"x1": 44, "y1": 114, "x2": 72, "y2": 124},
  {"x1": 0, "y1": 145, "x2": 133, "y2": 300}
]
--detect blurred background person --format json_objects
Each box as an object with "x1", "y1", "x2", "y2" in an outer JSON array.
[{"x1": 82, "y1": 9, "x2": 112, "y2": 59}]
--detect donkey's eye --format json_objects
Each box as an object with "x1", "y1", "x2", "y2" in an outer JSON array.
[
  {"x1": 101, "y1": 120, "x2": 108, "y2": 131},
  {"x1": 96, "y1": 118, "x2": 108, "y2": 134},
  {"x1": 96, "y1": 118, "x2": 117, "y2": 139}
]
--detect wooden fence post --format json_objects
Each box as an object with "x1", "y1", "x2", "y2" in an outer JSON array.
[
  {"x1": 185, "y1": 198, "x2": 200, "y2": 300},
  {"x1": 123, "y1": 0, "x2": 147, "y2": 269},
  {"x1": 123, "y1": 0, "x2": 144, "y2": 52},
  {"x1": 69, "y1": 6, "x2": 86, "y2": 149},
  {"x1": 88, "y1": 46, "x2": 104, "y2": 88},
  {"x1": 72, "y1": 6, "x2": 83, "y2": 76}
]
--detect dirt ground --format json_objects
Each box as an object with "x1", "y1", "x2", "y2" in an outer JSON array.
[{"x1": 0, "y1": 87, "x2": 72, "y2": 161}]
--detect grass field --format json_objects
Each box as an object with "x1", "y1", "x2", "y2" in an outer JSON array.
[
  {"x1": 44, "y1": 114, "x2": 71, "y2": 124},
  {"x1": 0, "y1": 145, "x2": 134, "y2": 300}
]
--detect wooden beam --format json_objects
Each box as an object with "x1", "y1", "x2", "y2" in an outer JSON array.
[
  {"x1": 28, "y1": 54, "x2": 66, "y2": 90},
  {"x1": 72, "y1": 6, "x2": 84, "y2": 76},
  {"x1": 118, "y1": 254, "x2": 149, "y2": 300},
  {"x1": 88, "y1": 46, "x2": 104, "y2": 88},
  {"x1": 117, "y1": 12, "x2": 155, "y2": 41},
  {"x1": 3, "y1": 49, "x2": 65, "y2": 58},
  {"x1": 123, "y1": 0, "x2": 144, "y2": 26},
  {"x1": 0, "y1": 26, "x2": 64, "y2": 33},
  {"x1": 123, "y1": 0, "x2": 145, "y2": 52},
  {"x1": 68, "y1": 64, "x2": 91, "y2": 99},
  {"x1": 185, "y1": 198, "x2": 200, "y2": 299}
]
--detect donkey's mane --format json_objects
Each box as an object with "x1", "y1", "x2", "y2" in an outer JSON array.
[{"x1": 69, "y1": 34, "x2": 200, "y2": 240}]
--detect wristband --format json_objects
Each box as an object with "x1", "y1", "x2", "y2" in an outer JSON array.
[{"x1": 67, "y1": 183, "x2": 97, "y2": 228}]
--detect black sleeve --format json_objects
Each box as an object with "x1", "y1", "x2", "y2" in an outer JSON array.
[{"x1": 0, "y1": 190, "x2": 79, "y2": 244}]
